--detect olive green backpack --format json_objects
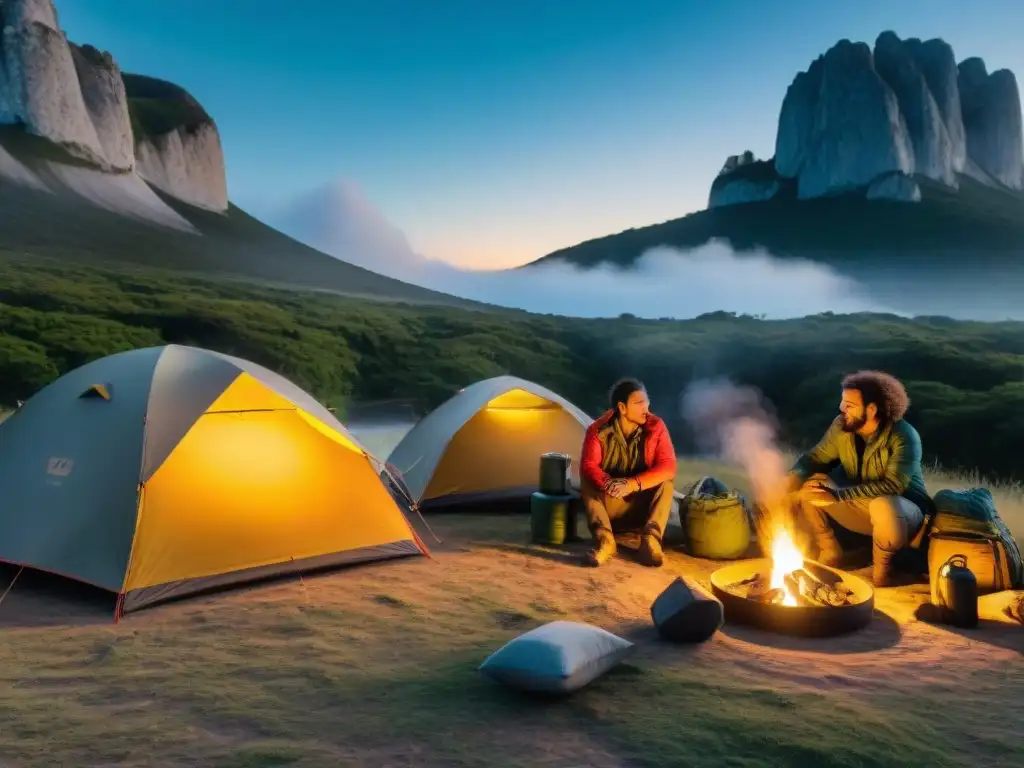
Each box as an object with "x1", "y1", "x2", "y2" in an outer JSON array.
[
  {"x1": 681, "y1": 476, "x2": 752, "y2": 560},
  {"x1": 927, "y1": 488, "x2": 1023, "y2": 592}
]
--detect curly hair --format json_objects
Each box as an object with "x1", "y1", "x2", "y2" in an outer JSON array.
[{"x1": 841, "y1": 370, "x2": 910, "y2": 424}]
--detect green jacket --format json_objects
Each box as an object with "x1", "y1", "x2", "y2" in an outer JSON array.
[{"x1": 790, "y1": 416, "x2": 933, "y2": 514}]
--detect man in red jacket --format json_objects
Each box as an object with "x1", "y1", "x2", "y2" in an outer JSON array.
[{"x1": 579, "y1": 378, "x2": 677, "y2": 567}]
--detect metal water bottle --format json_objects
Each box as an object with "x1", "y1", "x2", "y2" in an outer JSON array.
[{"x1": 934, "y1": 554, "x2": 978, "y2": 629}]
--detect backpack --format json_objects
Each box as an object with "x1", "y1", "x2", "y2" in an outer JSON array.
[
  {"x1": 927, "y1": 488, "x2": 1023, "y2": 592},
  {"x1": 681, "y1": 476, "x2": 752, "y2": 560}
]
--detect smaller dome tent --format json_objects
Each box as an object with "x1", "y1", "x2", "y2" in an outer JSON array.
[
  {"x1": 0, "y1": 344, "x2": 428, "y2": 618},
  {"x1": 387, "y1": 376, "x2": 593, "y2": 510}
]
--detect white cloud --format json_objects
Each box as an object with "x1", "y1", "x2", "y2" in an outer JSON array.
[{"x1": 268, "y1": 178, "x2": 896, "y2": 319}]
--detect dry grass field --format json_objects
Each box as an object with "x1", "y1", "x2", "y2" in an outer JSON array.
[{"x1": 0, "y1": 425, "x2": 1019, "y2": 767}]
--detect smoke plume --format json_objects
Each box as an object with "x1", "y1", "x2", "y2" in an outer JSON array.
[{"x1": 681, "y1": 378, "x2": 791, "y2": 509}]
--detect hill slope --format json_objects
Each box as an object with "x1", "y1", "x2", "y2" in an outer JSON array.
[
  {"x1": 527, "y1": 175, "x2": 1024, "y2": 318},
  {"x1": 0, "y1": 129, "x2": 485, "y2": 310}
]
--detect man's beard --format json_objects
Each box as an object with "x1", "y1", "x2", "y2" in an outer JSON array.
[{"x1": 840, "y1": 413, "x2": 866, "y2": 432}]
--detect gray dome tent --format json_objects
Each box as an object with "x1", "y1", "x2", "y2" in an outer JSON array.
[{"x1": 387, "y1": 376, "x2": 593, "y2": 510}]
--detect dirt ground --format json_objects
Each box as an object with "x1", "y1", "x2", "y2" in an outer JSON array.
[{"x1": 0, "y1": 510, "x2": 1019, "y2": 768}]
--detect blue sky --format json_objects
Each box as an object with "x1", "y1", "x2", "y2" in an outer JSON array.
[{"x1": 58, "y1": 0, "x2": 1024, "y2": 268}]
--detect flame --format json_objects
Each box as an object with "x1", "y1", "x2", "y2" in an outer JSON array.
[{"x1": 770, "y1": 526, "x2": 804, "y2": 607}]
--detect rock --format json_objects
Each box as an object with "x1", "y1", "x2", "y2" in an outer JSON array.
[
  {"x1": 873, "y1": 32, "x2": 956, "y2": 186},
  {"x1": 719, "y1": 150, "x2": 756, "y2": 176},
  {"x1": 134, "y1": 122, "x2": 228, "y2": 211},
  {"x1": 866, "y1": 171, "x2": 921, "y2": 202},
  {"x1": 958, "y1": 58, "x2": 1024, "y2": 189},
  {"x1": 68, "y1": 44, "x2": 133, "y2": 172},
  {"x1": 708, "y1": 178, "x2": 780, "y2": 208},
  {"x1": 796, "y1": 40, "x2": 915, "y2": 199},
  {"x1": 906, "y1": 37, "x2": 967, "y2": 173},
  {"x1": 709, "y1": 155, "x2": 782, "y2": 207},
  {"x1": 124, "y1": 74, "x2": 228, "y2": 211},
  {"x1": 774, "y1": 61, "x2": 823, "y2": 178},
  {"x1": 0, "y1": 0, "x2": 107, "y2": 166}
]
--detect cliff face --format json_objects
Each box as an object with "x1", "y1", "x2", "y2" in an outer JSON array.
[
  {"x1": 958, "y1": 58, "x2": 1024, "y2": 189},
  {"x1": 124, "y1": 74, "x2": 228, "y2": 211},
  {"x1": 707, "y1": 152, "x2": 781, "y2": 208},
  {"x1": 0, "y1": 0, "x2": 107, "y2": 166},
  {"x1": 710, "y1": 30, "x2": 1024, "y2": 207},
  {"x1": 68, "y1": 43, "x2": 134, "y2": 172},
  {"x1": 0, "y1": 0, "x2": 229, "y2": 210}
]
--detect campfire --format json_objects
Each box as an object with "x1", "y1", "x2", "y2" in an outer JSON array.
[
  {"x1": 731, "y1": 525, "x2": 857, "y2": 609},
  {"x1": 709, "y1": 517, "x2": 874, "y2": 638}
]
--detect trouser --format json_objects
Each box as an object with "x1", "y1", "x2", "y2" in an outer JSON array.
[
  {"x1": 794, "y1": 475, "x2": 924, "y2": 566},
  {"x1": 581, "y1": 478, "x2": 674, "y2": 541}
]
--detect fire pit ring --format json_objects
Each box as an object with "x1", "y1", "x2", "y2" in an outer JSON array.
[{"x1": 710, "y1": 558, "x2": 875, "y2": 638}]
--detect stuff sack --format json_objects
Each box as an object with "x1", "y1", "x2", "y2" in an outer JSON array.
[
  {"x1": 682, "y1": 476, "x2": 752, "y2": 560},
  {"x1": 650, "y1": 576, "x2": 724, "y2": 643},
  {"x1": 928, "y1": 487, "x2": 1023, "y2": 591},
  {"x1": 478, "y1": 620, "x2": 634, "y2": 695}
]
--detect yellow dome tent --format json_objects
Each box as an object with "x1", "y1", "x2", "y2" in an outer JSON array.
[
  {"x1": 387, "y1": 376, "x2": 593, "y2": 510},
  {"x1": 0, "y1": 344, "x2": 428, "y2": 618}
]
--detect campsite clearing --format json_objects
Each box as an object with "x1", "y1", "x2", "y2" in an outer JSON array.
[{"x1": 0, "y1": 457, "x2": 1020, "y2": 768}]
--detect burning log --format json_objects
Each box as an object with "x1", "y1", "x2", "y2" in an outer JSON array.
[
  {"x1": 787, "y1": 568, "x2": 854, "y2": 607},
  {"x1": 724, "y1": 573, "x2": 762, "y2": 591},
  {"x1": 758, "y1": 588, "x2": 786, "y2": 605},
  {"x1": 801, "y1": 562, "x2": 844, "y2": 588},
  {"x1": 783, "y1": 573, "x2": 819, "y2": 607}
]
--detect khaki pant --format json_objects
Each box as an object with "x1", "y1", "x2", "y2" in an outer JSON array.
[
  {"x1": 581, "y1": 478, "x2": 674, "y2": 541},
  {"x1": 795, "y1": 474, "x2": 924, "y2": 555}
]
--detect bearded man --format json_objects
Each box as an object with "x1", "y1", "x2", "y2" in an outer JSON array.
[
  {"x1": 578, "y1": 378, "x2": 677, "y2": 568},
  {"x1": 785, "y1": 370, "x2": 933, "y2": 587}
]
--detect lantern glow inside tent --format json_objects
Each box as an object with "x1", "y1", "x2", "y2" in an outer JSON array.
[{"x1": 0, "y1": 345, "x2": 427, "y2": 618}]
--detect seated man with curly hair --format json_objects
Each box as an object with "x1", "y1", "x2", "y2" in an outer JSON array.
[{"x1": 784, "y1": 370, "x2": 934, "y2": 587}]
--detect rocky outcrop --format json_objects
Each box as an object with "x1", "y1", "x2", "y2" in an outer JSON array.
[
  {"x1": 778, "y1": 40, "x2": 915, "y2": 200},
  {"x1": 707, "y1": 153, "x2": 780, "y2": 208},
  {"x1": 905, "y1": 37, "x2": 967, "y2": 174},
  {"x1": 0, "y1": 0, "x2": 229, "y2": 210},
  {"x1": 0, "y1": 0, "x2": 107, "y2": 166},
  {"x1": 134, "y1": 121, "x2": 228, "y2": 212},
  {"x1": 866, "y1": 172, "x2": 921, "y2": 202},
  {"x1": 124, "y1": 74, "x2": 228, "y2": 211},
  {"x1": 958, "y1": 58, "x2": 1024, "y2": 189},
  {"x1": 68, "y1": 43, "x2": 133, "y2": 172},
  {"x1": 715, "y1": 31, "x2": 1024, "y2": 205},
  {"x1": 874, "y1": 32, "x2": 956, "y2": 186}
]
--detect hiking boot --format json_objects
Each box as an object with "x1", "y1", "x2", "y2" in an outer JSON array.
[
  {"x1": 872, "y1": 542, "x2": 894, "y2": 587},
  {"x1": 814, "y1": 531, "x2": 843, "y2": 568},
  {"x1": 637, "y1": 534, "x2": 664, "y2": 567},
  {"x1": 584, "y1": 529, "x2": 616, "y2": 567}
]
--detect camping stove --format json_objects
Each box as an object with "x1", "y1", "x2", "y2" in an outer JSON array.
[{"x1": 710, "y1": 558, "x2": 875, "y2": 638}]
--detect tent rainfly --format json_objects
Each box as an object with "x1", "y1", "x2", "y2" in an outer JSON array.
[
  {"x1": 387, "y1": 376, "x2": 593, "y2": 510},
  {"x1": 0, "y1": 344, "x2": 428, "y2": 618}
]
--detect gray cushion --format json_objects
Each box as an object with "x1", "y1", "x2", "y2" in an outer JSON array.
[{"x1": 478, "y1": 620, "x2": 634, "y2": 694}]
